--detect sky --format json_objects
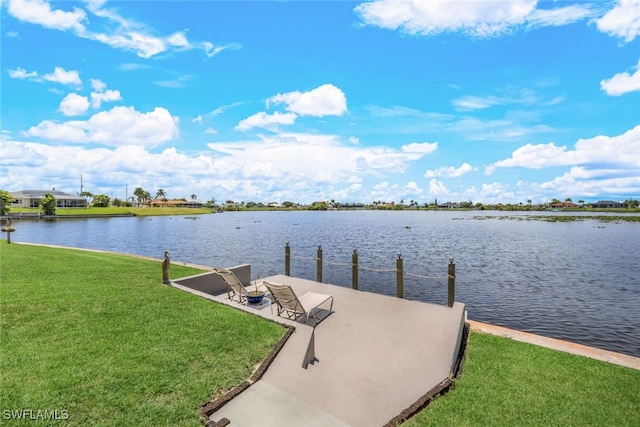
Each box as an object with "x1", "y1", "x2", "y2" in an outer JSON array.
[{"x1": 1, "y1": 0, "x2": 639, "y2": 205}]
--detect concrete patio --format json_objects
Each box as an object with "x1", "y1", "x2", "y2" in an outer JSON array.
[{"x1": 173, "y1": 268, "x2": 467, "y2": 427}]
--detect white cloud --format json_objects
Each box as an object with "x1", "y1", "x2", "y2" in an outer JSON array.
[
  {"x1": 8, "y1": 67, "x2": 38, "y2": 79},
  {"x1": 269, "y1": 84, "x2": 347, "y2": 117},
  {"x1": 90, "y1": 78, "x2": 107, "y2": 92},
  {"x1": 59, "y1": 93, "x2": 90, "y2": 116},
  {"x1": 7, "y1": 0, "x2": 87, "y2": 32},
  {"x1": 192, "y1": 115, "x2": 203, "y2": 124},
  {"x1": 596, "y1": 0, "x2": 640, "y2": 42},
  {"x1": 452, "y1": 95, "x2": 503, "y2": 111},
  {"x1": 43, "y1": 66, "x2": 82, "y2": 86},
  {"x1": 354, "y1": 0, "x2": 594, "y2": 38},
  {"x1": 24, "y1": 106, "x2": 179, "y2": 147},
  {"x1": 235, "y1": 111, "x2": 297, "y2": 131},
  {"x1": 527, "y1": 4, "x2": 595, "y2": 27},
  {"x1": 426, "y1": 178, "x2": 450, "y2": 198},
  {"x1": 90, "y1": 89, "x2": 122, "y2": 108},
  {"x1": 486, "y1": 124, "x2": 640, "y2": 174},
  {"x1": 205, "y1": 127, "x2": 218, "y2": 134},
  {"x1": 600, "y1": 60, "x2": 640, "y2": 96},
  {"x1": 401, "y1": 141, "x2": 438, "y2": 154},
  {"x1": 425, "y1": 162, "x2": 475, "y2": 178},
  {"x1": 6, "y1": 0, "x2": 234, "y2": 58}
]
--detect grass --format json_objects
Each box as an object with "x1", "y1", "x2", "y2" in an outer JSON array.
[
  {"x1": 0, "y1": 241, "x2": 286, "y2": 426},
  {"x1": 9, "y1": 207, "x2": 214, "y2": 216},
  {"x1": 404, "y1": 332, "x2": 640, "y2": 426}
]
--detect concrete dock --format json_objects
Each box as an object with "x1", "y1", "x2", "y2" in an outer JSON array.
[{"x1": 173, "y1": 273, "x2": 466, "y2": 427}]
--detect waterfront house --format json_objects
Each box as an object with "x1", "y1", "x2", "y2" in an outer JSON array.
[
  {"x1": 591, "y1": 200, "x2": 624, "y2": 209},
  {"x1": 147, "y1": 198, "x2": 203, "y2": 208},
  {"x1": 9, "y1": 189, "x2": 87, "y2": 208}
]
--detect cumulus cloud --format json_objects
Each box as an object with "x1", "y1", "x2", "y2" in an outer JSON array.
[
  {"x1": 6, "y1": 0, "x2": 235, "y2": 58},
  {"x1": 59, "y1": 93, "x2": 90, "y2": 116},
  {"x1": 354, "y1": 0, "x2": 594, "y2": 38},
  {"x1": 43, "y1": 66, "x2": 82, "y2": 86},
  {"x1": 23, "y1": 106, "x2": 179, "y2": 147},
  {"x1": 269, "y1": 84, "x2": 348, "y2": 117},
  {"x1": 596, "y1": 0, "x2": 640, "y2": 42},
  {"x1": 7, "y1": 0, "x2": 87, "y2": 32},
  {"x1": 600, "y1": 60, "x2": 640, "y2": 95},
  {"x1": 485, "y1": 124, "x2": 640, "y2": 174},
  {"x1": 90, "y1": 89, "x2": 122, "y2": 108},
  {"x1": 425, "y1": 162, "x2": 475, "y2": 178},
  {"x1": 235, "y1": 111, "x2": 298, "y2": 131}
]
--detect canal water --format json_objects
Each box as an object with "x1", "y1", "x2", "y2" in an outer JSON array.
[{"x1": 9, "y1": 210, "x2": 640, "y2": 357}]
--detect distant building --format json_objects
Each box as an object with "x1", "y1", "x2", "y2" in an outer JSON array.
[
  {"x1": 10, "y1": 189, "x2": 87, "y2": 208},
  {"x1": 591, "y1": 200, "x2": 624, "y2": 209},
  {"x1": 438, "y1": 202, "x2": 459, "y2": 209},
  {"x1": 147, "y1": 199, "x2": 203, "y2": 208}
]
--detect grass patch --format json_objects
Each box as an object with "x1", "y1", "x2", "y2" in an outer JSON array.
[
  {"x1": 404, "y1": 332, "x2": 640, "y2": 426},
  {"x1": 0, "y1": 241, "x2": 285, "y2": 426},
  {"x1": 9, "y1": 207, "x2": 214, "y2": 216}
]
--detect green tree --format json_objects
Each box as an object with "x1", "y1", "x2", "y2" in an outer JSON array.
[
  {"x1": 156, "y1": 189, "x2": 167, "y2": 200},
  {"x1": 0, "y1": 190, "x2": 14, "y2": 216},
  {"x1": 133, "y1": 187, "x2": 149, "y2": 206},
  {"x1": 80, "y1": 191, "x2": 93, "y2": 205},
  {"x1": 190, "y1": 194, "x2": 197, "y2": 201},
  {"x1": 92, "y1": 194, "x2": 111, "y2": 207},
  {"x1": 40, "y1": 193, "x2": 57, "y2": 215}
]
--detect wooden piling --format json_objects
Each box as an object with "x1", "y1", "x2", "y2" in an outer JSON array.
[
  {"x1": 352, "y1": 249, "x2": 358, "y2": 290},
  {"x1": 396, "y1": 254, "x2": 403, "y2": 298},
  {"x1": 285, "y1": 242, "x2": 291, "y2": 276},
  {"x1": 317, "y1": 246, "x2": 323, "y2": 283},
  {"x1": 448, "y1": 258, "x2": 456, "y2": 307}
]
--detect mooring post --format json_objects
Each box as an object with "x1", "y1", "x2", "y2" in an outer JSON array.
[
  {"x1": 448, "y1": 258, "x2": 456, "y2": 307},
  {"x1": 285, "y1": 242, "x2": 291, "y2": 276},
  {"x1": 317, "y1": 245, "x2": 323, "y2": 283},
  {"x1": 396, "y1": 253, "x2": 403, "y2": 298},
  {"x1": 352, "y1": 248, "x2": 359, "y2": 290},
  {"x1": 162, "y1": 250, "x2": 171, "y2": 285}
]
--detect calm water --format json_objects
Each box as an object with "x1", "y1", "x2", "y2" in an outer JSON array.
[{"x1": 8, "y1": 210, "x2": 640, "y2": 357}]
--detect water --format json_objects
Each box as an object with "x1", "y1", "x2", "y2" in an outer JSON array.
[{"x1": 7, "y1": 210, "x2": 640, "y2": 357}]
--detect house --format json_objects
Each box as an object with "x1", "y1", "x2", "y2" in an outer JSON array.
[
  {"x1": 438, "y1": 202, "x2": 459, "y2": 209},
  {"x1": 9, "y1": 189, "x2": 87, "y2": 208},
  {"x1": 591, "y1": 200, "x2": 624, "y2": 209},
  {"x1": 147, "y1": 199, "x2": 203, "y2": 208}
]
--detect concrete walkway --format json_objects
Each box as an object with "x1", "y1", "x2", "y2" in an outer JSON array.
[{"x1": 173, "y1": 274, "x2": 466, "y2": 427}]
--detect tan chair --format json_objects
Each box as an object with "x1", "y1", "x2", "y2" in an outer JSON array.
[
  {"x1": 263, "y1": 281, "x2": 333, "y2": 325},
  {"x1": 215, "y1": 268, "x2": 249, "y2": 304}
]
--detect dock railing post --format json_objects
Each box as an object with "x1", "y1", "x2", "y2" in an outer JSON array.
[
  {"x1": 285, "y1": 242, "x2": 291, "y2": 276},
  {"x1": 352, "y1": 249, "x2": 358, "y2": 290},
  {"x1": 317, "y1": 245, "x2": 323, "y2": 283},
  {"x1": 448, "y1": 258, "x2": 455, "y2": 307},
  {"x1": 396, "y1": 253, "x2": 403, "y2": 298}
]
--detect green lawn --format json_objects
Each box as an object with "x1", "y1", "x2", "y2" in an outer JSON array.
[
  {"x1": 0, "y1": 241, "x2": 286, "y2": 426},
  {"x1": 405, "y1": 332, "x2": 640, "y2": 426},
  {"x1": 9, "y1": 207, "x2": 214, "y2": 216}
]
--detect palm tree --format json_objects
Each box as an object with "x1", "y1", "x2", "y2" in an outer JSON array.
[
  {"x1": 190, "y1": 194, "x2": 197, "y2": 202},
  {"x1": 156, "y1": 189, "x2": 166, "y2": 200},
  {"x1": 133, "y1": 187, "x2": 147, "y2": 207}
]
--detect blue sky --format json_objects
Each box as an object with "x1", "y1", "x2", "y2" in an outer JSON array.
[{"x1": 1, "y1": 0, "x2": 639, "y2": 205}]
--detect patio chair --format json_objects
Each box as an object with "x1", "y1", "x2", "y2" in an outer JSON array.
[
  {"x1": 263, "y1": 281, "x2": 333, "y2": 325},
  {"x1": 215, "y1": 268, "x2": 249, "y2": 304}
]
